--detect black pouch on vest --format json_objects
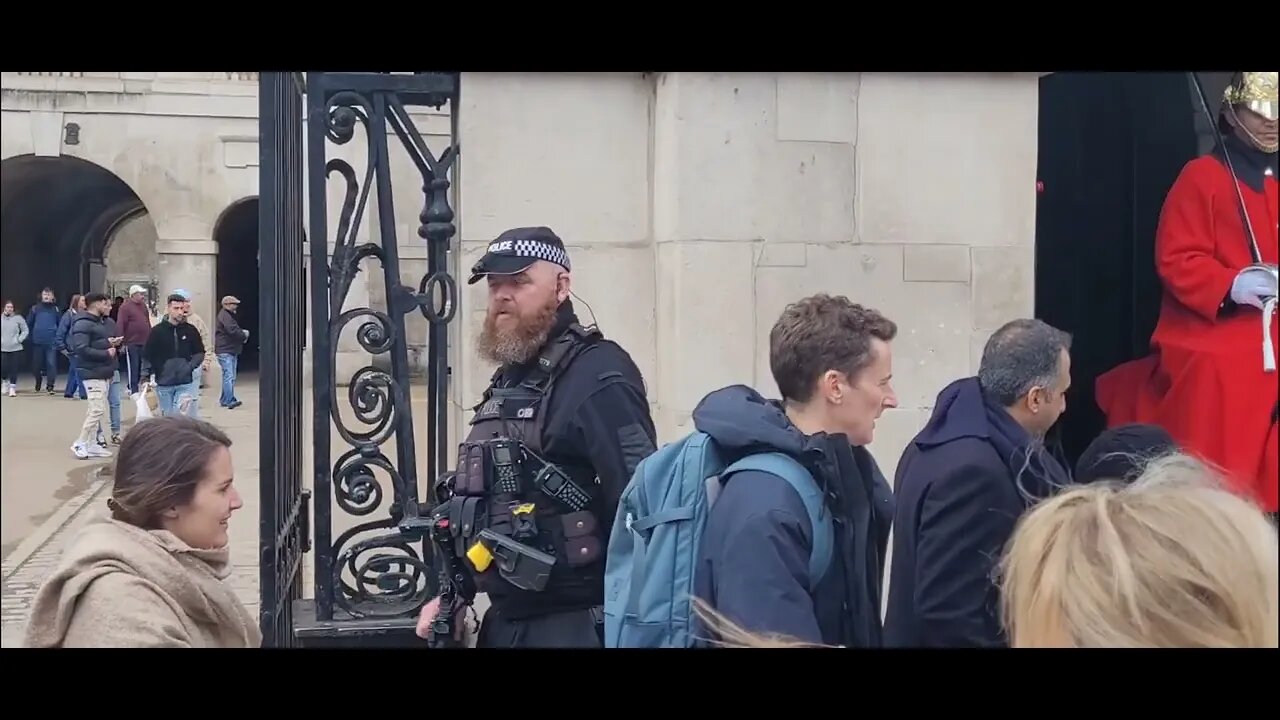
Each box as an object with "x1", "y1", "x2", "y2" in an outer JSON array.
[
  {"x1": 455, "y1": 442, "x2": 487, "y2": 496},
  {"x1": 449, "y1": 496, "x2": 486, "y2": 558},
  {"x1": 560, "y1": 511, "x2": 601, "y2": 567}
]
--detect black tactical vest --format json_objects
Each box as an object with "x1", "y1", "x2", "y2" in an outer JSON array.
[{"x1": 444, "y1": 322, "x2": 608, "y2": 607}]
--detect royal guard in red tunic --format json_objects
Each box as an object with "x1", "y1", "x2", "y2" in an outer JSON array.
[{"x1": 1096, "y1": 71, "x2": 1279, "y2": 513}]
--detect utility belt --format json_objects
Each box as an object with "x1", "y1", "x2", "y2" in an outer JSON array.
[{"x1": 437, "y1": 438, "x2": 603, "y2": 595}]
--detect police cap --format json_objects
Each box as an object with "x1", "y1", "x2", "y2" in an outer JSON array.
[{"x1": 468, "y1": 226, "x2": 571, "y2": 285}]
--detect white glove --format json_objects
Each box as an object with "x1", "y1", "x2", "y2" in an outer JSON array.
[
  {"x1": 242, "y1": 329, "x2": 250, "y2": 339},
  {"x1": 1231, "y1": 266, "x2": 1279, "y2": 310}
]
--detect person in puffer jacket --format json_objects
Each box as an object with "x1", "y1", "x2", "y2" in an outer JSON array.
[
  {"x1": 68, "y1": 293, "x2": 118, "y2": 460},
  {"x1": 141, "y1": 294, "x2": 206, "y2": 418},
  {"x1": 55, "y1": 294, "x2": 88, "y2": 400},
  {"x1": 25, "y1": 288, "x2": 62, "y2": 393}
]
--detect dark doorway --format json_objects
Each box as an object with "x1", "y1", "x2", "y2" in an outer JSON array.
[
  {"x1": 215, "y1": 198, "x2": 261, "y2": 372},
  {"x1": 1034, "y1": 72, "x2": 1229, "y2": 468},
  {"x1": 0, "y1": 155, "x2": 150, "y2": 377}
]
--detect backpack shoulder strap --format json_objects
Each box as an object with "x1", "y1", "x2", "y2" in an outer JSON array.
[{"x1": 722, "y1": 452, "x2": 833, "y2": 590}]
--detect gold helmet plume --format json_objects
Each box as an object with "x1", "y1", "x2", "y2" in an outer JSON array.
[{"x1": 1223, "y1": 72, "x2": 1278, "y2": 122}]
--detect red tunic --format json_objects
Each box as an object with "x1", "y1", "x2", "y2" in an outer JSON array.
[{"x1": 1095, "y1": 152, "x2": 1278, "y2": 512}]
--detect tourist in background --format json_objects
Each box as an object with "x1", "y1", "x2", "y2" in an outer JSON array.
[
  {"x1": 26, "y1": 287, "x2": 61, "y2": 394},
  {"x1": 142, "y1": 293, "x2": 205, "y2": 418},
  {"x1": 68, "y1": 293, "x2": 116, "y2": 460},
  {"x1": 55, "y1": 293, "x2": 88, "y2": 401},
  {"x1": 94, "y1": 306, "x2": 126, "y2": 446},
  {"x1": 173, "y1": 289, "x2": 214, "y2": 392},
  {"x1": 2, "y1": 300, "x2": 29, "y2": 396},
  {"x1": 214, "y1": 295, "x2": 247, "y2": 409},
  {"x1": 116, "y1": 285, "x2": 152, "y2": 396}
]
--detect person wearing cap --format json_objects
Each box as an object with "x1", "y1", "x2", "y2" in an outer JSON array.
[
  {"x1": 415, "y1": 226, "x2": 657, "y2": 648},
  {"x1": 1096, "y1": 71, "x2": 1278, "y2": 517},
  {"x1": 214, "y1": 295, "x2": 248, "y2": 409},
  {"x1": 116, "y1": 285, "x2": 152, "y2": 396}
]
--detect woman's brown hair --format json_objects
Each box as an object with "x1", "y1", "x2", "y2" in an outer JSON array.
[{"x1": 108, "y1": 416, "x2": 233, "y2": 528}]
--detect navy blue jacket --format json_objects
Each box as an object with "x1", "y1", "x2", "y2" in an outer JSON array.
[
  {"x1": 25, "y1": 302, "x2": 61, "y2": 346},
  {"x1": 883, "y1": 377, "x2": 1070, "y2": 648},
  {"x1": 691, "y1": 385, "x2": 894, "y2": 647},
  {"x1": 55, "y1": 309, "x2": 80, "y2": 353}
]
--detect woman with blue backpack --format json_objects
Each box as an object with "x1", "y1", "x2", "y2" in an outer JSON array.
[{"x1": 604, "y1": 294, "x2": 898, "y2": 648}]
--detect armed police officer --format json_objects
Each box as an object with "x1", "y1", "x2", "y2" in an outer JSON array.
[{"x1": 416, "y1": 226, "x2": 657, "y2": 648}]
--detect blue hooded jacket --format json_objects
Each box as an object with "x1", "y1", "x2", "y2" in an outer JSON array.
[
  {"x1": 26, "y1": 301, "x2": 61, "y2": 346},
  {"x1": 691, "y1": 384, "x2": 894, "y2": 647}
]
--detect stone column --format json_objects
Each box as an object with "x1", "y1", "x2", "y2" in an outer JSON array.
[
  {"x1": 156, "y1": 239, "x2": 217, "y2": 388},
  {"x1": 155, "y1": 239, "x2": 217, "y2": 323}
]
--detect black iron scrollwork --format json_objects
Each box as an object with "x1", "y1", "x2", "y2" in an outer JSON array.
[{"x1": 307, "y1": 72, "x2": 460, "y2": 622}]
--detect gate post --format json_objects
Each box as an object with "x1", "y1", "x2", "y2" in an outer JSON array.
[{"x1": 258, "y1": 71, "x2": 460, "y2": 647}]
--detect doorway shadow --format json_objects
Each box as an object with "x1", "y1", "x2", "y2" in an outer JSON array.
[
  {"x1": 1034, "y1": 72, "x2": 1208, "y2": 467},
  {"x1": 215, "y1": 198, "x2": 261, "y2": 372}
]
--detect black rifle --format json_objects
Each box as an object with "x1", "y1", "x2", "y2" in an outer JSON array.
[{"x1": 423, "y1": 472, "x2": 477, "y2": 648}]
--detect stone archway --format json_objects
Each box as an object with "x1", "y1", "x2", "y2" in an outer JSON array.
[
  {"x1": 0, "y1": 154, "x2": 154, "y2": 314},
  {"x1": 214, "y1": 196, "x2": 261, "y2": 371}
]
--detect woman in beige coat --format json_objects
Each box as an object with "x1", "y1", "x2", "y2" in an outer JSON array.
[{"x1": 24, "y1": 415, "x2": 261, "y2": 648}]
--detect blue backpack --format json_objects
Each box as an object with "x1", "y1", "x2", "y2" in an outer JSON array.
[{"x1": 602, "y1": 431, "x2": 834, "y2": 648}]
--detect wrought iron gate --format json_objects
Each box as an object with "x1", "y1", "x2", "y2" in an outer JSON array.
[
  {"x1": 258, "y1": 72, "x2": 308, "y2": 648},
  {"x1": 257, "y1": 71, "x2": 460, "y2": 647}
]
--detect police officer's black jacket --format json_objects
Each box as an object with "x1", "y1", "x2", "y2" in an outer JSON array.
[{"x1": 468, "y1": 300, "x2": 657, "y2": 617}]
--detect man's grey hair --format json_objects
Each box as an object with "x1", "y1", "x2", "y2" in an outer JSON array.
[{"x1": 978, "y1": 318, "x2": 1072, "y2": 407}]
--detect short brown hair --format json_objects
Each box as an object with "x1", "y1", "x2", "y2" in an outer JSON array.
[
  {"x1": 769, "y1": 294, "x2": 897, "y2": 403},
  {"x1": 108, "y1": 416, "x2": 233, "y2": 528}
]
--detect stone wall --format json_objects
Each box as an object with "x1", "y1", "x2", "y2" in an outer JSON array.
[
  {"x1": 104, "y1": 211, "x2": 159, "y2": 288},
  {"x1": 456, "y1": 72, "x2": 1040, "y2": 477}
]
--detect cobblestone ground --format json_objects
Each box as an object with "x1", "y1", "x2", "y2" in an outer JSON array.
[
  {"x1": 1, "y1": 381, "x2": 262, "y2": 648},
  {"x1": 2, "y1": 472, "x2": 113, "y2": 647}
]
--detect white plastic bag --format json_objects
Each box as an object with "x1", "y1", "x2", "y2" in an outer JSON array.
[{"x1": 135, "y1": 383, "x2": 154, "y2": 421}]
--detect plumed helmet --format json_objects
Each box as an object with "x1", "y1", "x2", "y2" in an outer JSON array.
[{"x1": 1223, "y1": 71, "x2": 1278, "y2": 122}]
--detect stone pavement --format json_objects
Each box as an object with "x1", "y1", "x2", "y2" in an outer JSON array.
[
  {"x1": 0, "y1": 388, "x2": 117, "y2": 561},
  {"x1": 1, "y1": 381, "x2": 263, "y2": 648}
]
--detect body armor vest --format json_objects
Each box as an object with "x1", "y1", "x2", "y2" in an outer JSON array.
[{"x1": 443, "y1": 322, "x2": 607, "y2": 607}]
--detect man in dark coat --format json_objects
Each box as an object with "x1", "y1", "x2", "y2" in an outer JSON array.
[{"x1": 883, "y1": 318, "x2": 1073, "y2": 648}]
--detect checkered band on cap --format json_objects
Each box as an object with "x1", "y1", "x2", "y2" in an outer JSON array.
[{"x1": 503, "y1": 238, "x2": 570, "y2": 270}]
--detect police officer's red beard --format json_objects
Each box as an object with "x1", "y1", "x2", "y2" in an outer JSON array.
[{"x1": 477, "y1": 289, "x2": 561, "y2": 365}]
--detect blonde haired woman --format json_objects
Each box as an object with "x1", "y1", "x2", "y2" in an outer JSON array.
[
  {"x1": 1000, "y1": 451, "x2": 1277, "y2": 648},
  {"x1": 695, "y1": 451, "x2": 1277, "y2": 649}
]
